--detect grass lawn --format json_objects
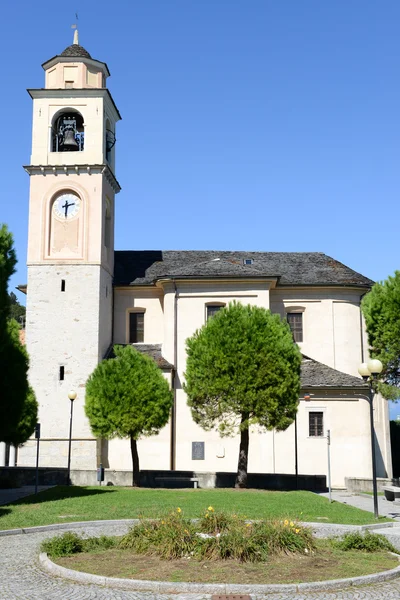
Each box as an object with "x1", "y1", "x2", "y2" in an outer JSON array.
[
  {"x1": 0, "y1": 486, "x2": 391, "y2": 530},
  {"x1": 56, "y1": 540, "x2": 399, "y2": 584}
]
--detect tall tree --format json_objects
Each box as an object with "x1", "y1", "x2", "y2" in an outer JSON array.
[
  {"x1": 184, "y1": 302, "x2": 302, "y2": 488},
  {"x1": 9, "y1": 292, "x2": 26, "y2": 326},
  {"x1": 0, "y1": 225, "x2": 32, "y2": 442},
  {"x1": 362, "y1": 271, "x2": 400, "y2": 400},
  {"x1": 85, "y1": 345, "x2": 173, "y2": 486}
]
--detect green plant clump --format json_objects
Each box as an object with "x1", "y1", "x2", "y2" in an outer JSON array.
[
  {"x1": 41, "y1": 532, "x2": 117, "y2": 558},
  {"x1": 333, "y1": 531, "x2": 397, "y2": 553},
  {"x1": 119, "y1": 508, "x2": 315, "y2": 562}
]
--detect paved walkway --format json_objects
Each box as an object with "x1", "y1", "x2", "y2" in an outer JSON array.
[
  {"x1": 0, "y1": 486, "x2": 53, "y2": 506},
  {"x1": 2, "y1": 520, "x2": 400, "y2": 599},
  {"x1": 319, "y1": 491, "x2": 400, "y2": 520}
]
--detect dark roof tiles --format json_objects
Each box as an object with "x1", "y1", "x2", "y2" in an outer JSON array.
[
  {"x1": 114, "y1": 250, "x2": 373, "y2": 288},
  {"x1": 60, "y1": 44, "x2": 92, "y2": 59},
  {"x1": 301, "y1": 356, "x2": 368, "y2": 389}
]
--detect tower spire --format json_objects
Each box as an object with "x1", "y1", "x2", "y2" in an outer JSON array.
[{"x1": 72, "y1": 13, "x2": 79, "y2": 45}]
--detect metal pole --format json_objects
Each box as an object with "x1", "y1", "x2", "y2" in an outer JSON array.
[
  {"x1": 67, "y1": 399, "x2": 74, "y2": 486},
  {"x1": 327, "y1": 429, "x2": 332, "y2": 502},
  {"x1": 35, "y1": 436, "x2": 40, "y2": 495},
  {"x1": 368, "y1": 385, "x2": 379, "y2": 519},
  {"x1": 294, "y1": 414, "x2": 299, "y2": 489}
]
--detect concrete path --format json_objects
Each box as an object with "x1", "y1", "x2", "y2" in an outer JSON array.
[
  {"x1": 2, "y1": 520, "x2": 400, "y2": 599},
  {"x1": 0, "y1": 486, "x2": 53, "y2": 506},
  {"x1": 319, "y1": 491, "x2": 400, "y2": 520}
]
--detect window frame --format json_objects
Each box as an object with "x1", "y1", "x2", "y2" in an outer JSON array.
[
  {"x1": 307, "y1": 410, "x2": 325, "y2": 438},
  {"x1": 285, "y1": 307, "x2": 305, "y2": 343},
  {"x1": 126, "y1": 308, "x2": 146, "y2": 344},
  {"x1": 205, "y1": 302, "x2": 226, "y2": 322}
]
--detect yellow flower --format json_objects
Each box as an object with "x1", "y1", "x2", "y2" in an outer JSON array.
[
  {"x1": 205, "y1": 512, "x2": 209, "y2": 518},
  {"x1": 177, "y1": 507, "x2": 182, "y2": 513},
  {"x1": 184, "y1": 529, "x2": 189, "y2": 534},
  {"x1": 290, "y1": 521, "x2": 294, "y2": 527},
  {"x1": 284, "y1": 519, "x2": 289, "y2": 526},
  {"x1": 295, "y1": 528, "x2": 300, "y2": 534},
  {"x1": 161, "y1": 520, "x2": 165, "y2": 524},
  {"x1": 246, "y1": 523, "x2": 251, "y2": 527},
  {"x1": 208, "y1": 506, "x2": 214, "y2": 512}
]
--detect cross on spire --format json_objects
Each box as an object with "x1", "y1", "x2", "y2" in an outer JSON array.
[{"x1": 71, "y1": 13, "x2": 79, "y2": 45}]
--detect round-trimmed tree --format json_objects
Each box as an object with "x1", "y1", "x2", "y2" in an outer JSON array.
[
  {"x1": 85, "y1": 345, "x2": 173, "y2": 486},
  {"x1": 362, "y1": 271, "x2": 400, "y2": 399},
  {"x1": 184, "y1": 301, "x2": 302, "y2": 488}
]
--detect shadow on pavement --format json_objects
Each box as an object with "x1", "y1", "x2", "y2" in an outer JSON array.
[{"x1": 3, "y1": 485, "x2": 117, "y2": 507}]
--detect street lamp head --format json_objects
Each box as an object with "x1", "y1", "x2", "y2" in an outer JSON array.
[
  {"x1": 367, "y1": 358, "x2": 383, "y2": 377},
  {"x1": 358, "y1": 362, "x2": 371, "y2": 380},
  {"x1": 68, "y1": 390, "x2": 77, "y2": 401}
]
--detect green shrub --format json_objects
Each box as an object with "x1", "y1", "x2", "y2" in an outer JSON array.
[
  {"x1": 119, "y1": 510, "x2": 197, "y2": 559},
  {"x1": 198, "y1": 507, "x2": 237, "y2": 534},
  {"x1": 41, "y1": 532, "x2": 84, "y2": 557},
  {"x1": 41, "y1": 532, "x2": 117, "y2": 558},
  {"x1": 83, "y1": 535, "x2": 118, "y2": 552},
  {"x1": 119, "y1": 508, "x2": 315, "y2": 562},
  {"x1": 333, "y1": 531, "x2": 397, "y2": 553}
]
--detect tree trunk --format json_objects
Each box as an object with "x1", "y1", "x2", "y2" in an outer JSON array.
[
  {"x1": 130, "y1": 435, "x2": 140, "y2": 487},
  {"x1": 235, "y1": 413, "x2": 249, "y2": 488}
]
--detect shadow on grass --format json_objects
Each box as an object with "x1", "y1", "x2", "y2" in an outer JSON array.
[
  {"x1": 4, "y1": 485, "x2": 117, "y2": 507},
  {"x1": 0, "y1": 507, "x2": 11, "y2": 518}
]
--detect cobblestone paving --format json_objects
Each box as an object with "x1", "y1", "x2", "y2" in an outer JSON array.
[{"x1": 2, "y1": 521, "x2": 400, "y2": 599}]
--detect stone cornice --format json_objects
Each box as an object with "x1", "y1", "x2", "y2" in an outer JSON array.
[
  {"x1": 27, "y1": 88, "x2": 121, "y2": 122},
  {"x1": 23, "y1": 163, "x2": 121, "y2": 193}
]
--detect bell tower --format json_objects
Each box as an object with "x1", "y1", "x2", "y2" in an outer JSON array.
[{"x1": 19, "y1": 32, "x2": 121, "y2": 469}]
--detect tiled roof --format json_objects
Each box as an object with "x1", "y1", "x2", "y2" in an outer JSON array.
[
  {"x1": 108, "y1": 344, "x2": 174, "y2": 371},
  {"x1": 114, "y1": 250, "x2": 373, "y2": 288},
  {"x1": 60, "y1": 44, "x2": 92, "y2": 59},
  {"x1": 301, "y1": 356, "x2": 368, "y2": 389}
]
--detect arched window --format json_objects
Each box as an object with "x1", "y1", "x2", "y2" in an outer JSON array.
[
  {"x1": 51, "y1": 110, "x2": 84, "y2": 152},
  {"x1": 105, "y1": 118, "x2": 115, "y2": 163}
]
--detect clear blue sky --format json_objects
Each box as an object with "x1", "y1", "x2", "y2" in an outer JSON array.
[{"x1": 2, "y1": 2, "x2": 399, "y2": 412}]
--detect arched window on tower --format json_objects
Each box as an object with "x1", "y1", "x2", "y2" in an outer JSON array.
[
  {"x1": 105, "y1": 119, "x2": 116, "y2": 164},
  {"x1": 51, "y1": 110, "x2": 84, "y2": 152}
]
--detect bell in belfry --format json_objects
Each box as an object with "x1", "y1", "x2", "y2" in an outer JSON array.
[{"x1": 63, "y1": 128, "x2": 79, "y2": 149}]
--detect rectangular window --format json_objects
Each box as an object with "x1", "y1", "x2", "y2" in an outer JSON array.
[
  {"x1": 206, "y1": 305, "x2": 223, "y2": 321},
  {"x1": 59, "y1": 366, "x2": 65, "y2": 381},
  {"x1": 287, "y1": 312, "x2": 303, "y2": 342},
  {"x1": 61, "y1": 279, "x2": 66, "y2": 292},
  {"x1": 129, "y1": 312, "x2": 144, "y2": 343},
  {"x1": 309, "y1": 412, "x2": 323, "y2": 437}
]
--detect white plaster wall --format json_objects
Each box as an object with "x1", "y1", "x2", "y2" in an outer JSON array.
[
  {"x1": 18, "y1": 264, "x2": 106, "y2": 469},
  {"x1": 113, "y1": 288, "x2": 163, "y2": 345},
  {"x1": 270, "y1": 288, "x2": 365, "y2": 375}
]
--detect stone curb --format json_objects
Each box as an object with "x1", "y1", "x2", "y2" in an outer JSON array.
[
  {"x1": 39, "y1": 552, "x2": 400, "y2": 595},
  {"x1": 1, "y1": 518, "x2": 397, "y2": 537},
  {"x1": 0, "y1": 519, "x2": 138, "y2": 536}
]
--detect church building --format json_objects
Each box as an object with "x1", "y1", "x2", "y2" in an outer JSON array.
[{"x1": 14, "y1": 36, "x2": 392, "y2": 488}]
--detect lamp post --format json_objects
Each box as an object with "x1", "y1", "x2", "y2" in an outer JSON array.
[
  {"x1": 358, "y1": 358, "x2": 383, "y2": 519},
  {"x1": 66, "y1": 391, "x2": 77, "y2": 485}
]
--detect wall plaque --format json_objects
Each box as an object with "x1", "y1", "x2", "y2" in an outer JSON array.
[{"x1": 192, "y1": 441, "x2": 205, "y2": 460}]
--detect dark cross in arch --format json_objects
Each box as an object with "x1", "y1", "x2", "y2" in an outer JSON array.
[{"x1": 62, "y1": 199, "x2": 75, "y2": 218}]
